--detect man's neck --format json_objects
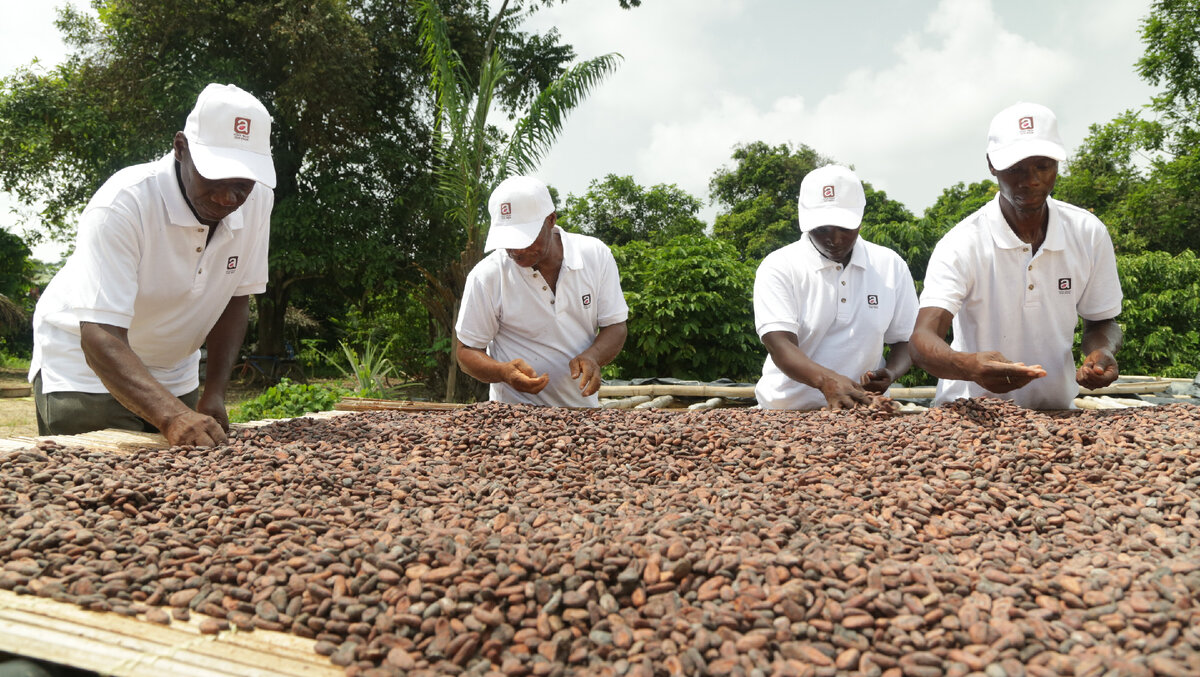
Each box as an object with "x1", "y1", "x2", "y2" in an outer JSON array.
[
  {"x1": 175, "y1": 159, "x2": 219, "y2": 229},
  {"x1": 534, "y1": 230, "x2": 565, "y2": 292},
  {"x1": 1000, "y1": 197, "x2": 1049, "y2": 252}
]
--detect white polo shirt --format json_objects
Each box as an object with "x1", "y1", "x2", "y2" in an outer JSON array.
[
  {"x1": 920, "y1": 195, "x2": 1122, "y2": 409},
  {"x1": 754, "y1": 235, "x2": 918, "y2": 410},
  {"x1": 30, "y1": 153, "x2": 272, "y2": 395},
  {"x1": 456, "y1": 227, "x2": 628, "y2": 408}
]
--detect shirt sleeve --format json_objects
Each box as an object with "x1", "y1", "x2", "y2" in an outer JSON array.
[
  {"x1": 1076, "y1": 217, "x2": 1123, "y2": 321},
  {"x1": 69, "y1": 202, "x2": 143, "y2": 328},
  {"x1": 884, "y1": 257, "x2": 919, "y2": 344},
  {"x1": 455, "y1": 262, "x2": 501, "y2": 350},
  {"x1": 919, "y1": 230, "x2": 971, "y2": 316},
  {"x1": 754, "y1": 254, "x2": 800, "y2": 337},
  {"x1": 595, "y1": 244, "x2": 629, "y2": 327},
  {"x1": 234, "y1": 187, "x2": 273, "y2": 297}
]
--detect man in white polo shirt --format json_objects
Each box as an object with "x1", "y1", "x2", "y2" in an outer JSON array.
[
  {"x1": 29, "y1": 83, "x2": 275, "y2": 446},
  {"x1": 910, "y1": 102, "x2": 1123, "y2": 409},
  {"x1": 455, "y1": 175, "x2": 628, "y2": 407},
  {"x1": 754, "y1": 165, "x2": 918, "y2": 410}
]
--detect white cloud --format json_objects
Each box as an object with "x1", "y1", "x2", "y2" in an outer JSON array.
[
  {"x1": 528, "y1": 0, "x2": 1154, "y2": 219},
  {"x1": 637, "y1": 0, "x2": 1077, "y2": 211}
]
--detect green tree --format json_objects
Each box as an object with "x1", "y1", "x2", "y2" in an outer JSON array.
[
  {"x1": 862, "y1": 180, "x2": 996, "y2": 287},
  {"x1": 1138, "y1": 0, "x2": 1200, "y2": 132},
  {"x1": 0, "y1": 0, "x2": 423, "y2": 357},
  {"x1": 709, "y1": 141, "x2": 915, "y2": 262},
  {"x1": 611, "y1": 235, "x2": 760, "y2": 382},
  {"x1": 0, "y1": 229, "x2": 34, "y2": 347},
  {"x1": 414, "y1": 0, "x2": 621, "y2": 401},
  {"x1": 558, "y1": 174, "x2": 705, "y2": 246},
  {"x1": 0, "y1": 229, "x2": 34, "y2": 307},
  {"x1": 1056, "y1": 0, "x2": 1200, "y2": 254},
  {"x1": 0, "y1": 0, "x2": 608, "y2": 365},
  {"x1": 709, "y1": 142, "x2": 833, "y2": 261}
]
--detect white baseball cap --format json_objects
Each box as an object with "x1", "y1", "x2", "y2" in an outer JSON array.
[
  {"x1": 797, "y1": 165, "x2": 866, "y2": 233},
  {"x1": 986, "y1": 102, "x2": 1067, "y2": 171},
  {"x1": 184, "y1": 83, "x2": 276, "y2": 188},
  {"x1": 485, "y1": 176, "x2": 556, "y2": 251}
]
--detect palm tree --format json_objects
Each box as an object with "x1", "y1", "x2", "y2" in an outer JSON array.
[
  {"x1": 413, "y1": 0, "x2": 621, "y2": 401},
  {"x1": 0, "y1": 294, "x2": 24, "y2": 335}
]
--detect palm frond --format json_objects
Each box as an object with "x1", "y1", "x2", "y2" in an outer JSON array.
[
  {"x1": 0, "y1": 294, "x2": 25, "y2": 331},
  {"x1": 500, "y1": 53, "x2": 623, "y2": 177},
  {"x1": 414, "y1": 0, "x2": 468, "y2": 134}
]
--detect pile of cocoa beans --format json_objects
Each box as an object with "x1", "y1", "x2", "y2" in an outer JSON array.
[{"x1": 2, "y1": 398, "x2": 1199, "y2": 677}]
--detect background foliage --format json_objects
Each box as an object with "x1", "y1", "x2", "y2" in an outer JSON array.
[
  {"x1": 609, "y1": 235, "x2": 759, "y2": 382},
  {"x1": 558, "y1": 174, "x2": 705, "y2": 246}
]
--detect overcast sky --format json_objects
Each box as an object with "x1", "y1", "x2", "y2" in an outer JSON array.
[{"x1": 2, "y1": 0, "x2": 1158, "y2": 260}]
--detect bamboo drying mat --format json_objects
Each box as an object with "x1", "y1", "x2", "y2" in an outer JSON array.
[
  {"x1": 0, "y1": 411, "x2": 355, "y2": 674},
  {"x1": 333, "y1": 398, "x2": 468, "y2": 412},
  {"x1": 0, "y1": 590, "x2": 338, "y2": 676},
  {"x1": 598, "y1": 376, "x2": 1179, "y2": 400}
]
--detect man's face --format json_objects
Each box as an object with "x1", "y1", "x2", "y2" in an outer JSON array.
[
  {"x1": 174, "y1": 134, "x2": 256, "y2": 224},
  {"x1": 506, "y1": 214, "x2": 556, "y2": 268},
  {"x1": 991, "y1": 155, "x2": 1058, "y2": 213},
  {"x1": 807, "y1": 225, "x2": 859, "y2": 265}
]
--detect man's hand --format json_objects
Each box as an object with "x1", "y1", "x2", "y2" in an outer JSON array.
[
  {"x1": 860, "y1": 368, "x2": 897, "y2": 393},
  {"x1": 503, "y1": 359, "x2": 550, "y2": 394},
  {"x1": 162, "y1": 410, "x2": 227, "y2": 447},
  {"x1": 197, "y1": 392, "x2": 230, "y2": 432},
  {"x1": 972, "y1": 352, "x2": 1047, "y2": 393},
  {"x1": 819, "y1": 372, "x2": 874, "y2": 410},
  {"x1": 1077, "y1": 348, "x2": 1119, "y2": 389},
  {"x1": 569, "y1": 355, "x2": 603, "y2": 397}
]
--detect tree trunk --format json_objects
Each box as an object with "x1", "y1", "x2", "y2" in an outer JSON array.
[
  {"x1": 445, "y1": 328, "x2": 459, "y2": 402},
  {"x1": 255, "y1": 280, "x2": 290, "y2": 356}
]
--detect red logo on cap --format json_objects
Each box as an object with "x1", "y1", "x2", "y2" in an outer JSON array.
[
  {"x1": 500, "y1": 202, "x2": 512, "y2": 217},
  {"x1": 234, "y1": 117, "x2": 251, "y2": 138},
  {"x1": 1018, "y1": 116, "x2": 1034, "y2": 132},
  {"x1": 822, "y1": 185, "x2": 835, "y2": 200}
]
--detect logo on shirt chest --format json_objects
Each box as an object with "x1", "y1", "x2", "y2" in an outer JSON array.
[
  {"x1": 226, "y1": 256, "x2": 239, "y2": 274},
  {"x1": 1058, "y1": 277, "x2": 1072, "y2": 294},
  {"x1": 582, "y1": 293, "x2": 592, "y2": 307},
  {"x1": 866, "y1": 294, "x2": 879, "y2": 308}
]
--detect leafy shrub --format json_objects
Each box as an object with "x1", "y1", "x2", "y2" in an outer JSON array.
[
  {"x1": 229, "y1": 379, "x2": 349, "y2": 423},
  {"x1": 611, "y1": 234, "x2": 761, "y2": 382},
  {"x1": 0, "y1": 338, "x2": 31, "y2": 370},
  {"x1": 322, "y1": 339, "x2": 397, "y2": 398},
  {"x1": 1112, "y1": 250, "x2": 1200, "y2": 377}
]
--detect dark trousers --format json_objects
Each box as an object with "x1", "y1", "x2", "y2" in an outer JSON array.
[{"x1": 33, "y1": 371, "x2": 199, "y2": 436}]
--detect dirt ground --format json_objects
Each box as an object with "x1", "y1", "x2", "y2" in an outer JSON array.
[{"x1": 0, "y1": 367, "x2": 35, "y2": 437}]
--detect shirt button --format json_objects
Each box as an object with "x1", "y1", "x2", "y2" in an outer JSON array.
[
  {"x1": 841, "y1": 280, "x2": 846, "y2": 286},
  {"x1": 197, "y1": 228, "x2": 204, "y2": 233},
  {"x1": 841, "y1": 298, "x2": 846, "y2": 303},
  {"x1": 198, "y1": 269, "x2": 203, "y2": 274},
  {"x1": 195, "y1": 247, "x2": 202, "y2": 253},
  {"x1": 1028, "y1": 284, "x2": 1034, "y2": 290},
  {"x1": 1028, "y1": 265, "x2": 1033, "y2": 271},
  {"x1": 550, "y1": 300, "x2": 555, "y2": 305},
  {"x1": 1023, "y1": 247, "x2": 1030, "y2": 252},
  {"x1": 542, "y1": 285, "x2": 547, "y2": 291},
  {"x1": 836, "y1": 265, "x2": 842, "y2": 271},
  {"x1": 532, "y1": 273, "x2": 538, "y2": 278}
]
